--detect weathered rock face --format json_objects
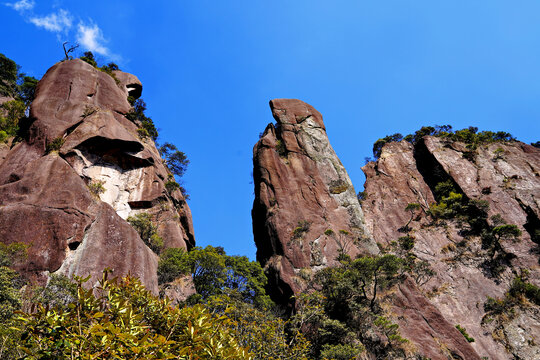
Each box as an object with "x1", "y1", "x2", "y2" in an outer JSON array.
[
  {"x1": 362, "y1": 137, "x2": 540, "y2": 359},
  {"x1": 252, "y1": 101, "x2": 497, "y2": 359},
  {"x1": 0, "y1": 59, "x2": 194, "y2": 293},
  {"x1": 252, "y1": 99, "x2": 379, "y2": 305}
]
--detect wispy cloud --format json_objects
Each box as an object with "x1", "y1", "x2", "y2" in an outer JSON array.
[
  {"x1": 6, "y1": 3, "x2": 119, "y2": 61},
  {"x1": 29, "y1": 9, "x2": 72, "y2": 32},
  {"x1": 76, "y1": 22, "x2": 111, "y2": 57},
  {"x1": 4, "y1": 0, "x2": 34, "y2": 12}
]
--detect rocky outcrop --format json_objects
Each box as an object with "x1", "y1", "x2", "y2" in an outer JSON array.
[
  {"x1": 252, "y1": 99, "x2": 378, "y2": 305},
  {"x1": 362, "y1": 137, "x2": 540, "y2": 359},
  {"x1": 0, "y1": 59, "x2": 194, "y2": 293},
  {"x1": 253, "y1": 99, "x2": 483, "y2": 359}
]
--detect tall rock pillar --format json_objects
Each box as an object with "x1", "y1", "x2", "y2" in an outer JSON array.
[{"x1": 252, "y1": 99, "x2": 378, "y2": 306}]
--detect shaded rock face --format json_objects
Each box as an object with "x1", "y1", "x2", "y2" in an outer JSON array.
[
  {"x1": 362, "y1": 137, "x2": 540, "y2": 359},
  {"x1": 0, "y1": 59, "x2": 194, "y2": 293},
  {"x1": 252, "y1": 99, "x2": 378, "y2": 305},
  {"x1": 253, "y1": 100, "x2": 484, "y2": 359}
]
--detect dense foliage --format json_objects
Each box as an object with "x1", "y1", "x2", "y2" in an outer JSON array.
[
  {"x1": 127, "y1": 213, "x2": 164, "y2": 254},
  {"x1": 0, "y1": 53, "x2": 38, "y2": 143},
  {"x1": 13, "y1": 273, "x2": 254, "y2": 359},
  {"x1": 288, "y1": 254, "x2": 412, "y2": 359},
  {"x1": 158, "y1": 246, "x2": 272, "y2": 308},
  {"x1": 0, "y1": 241, "x2": 313, "y2": 359}
]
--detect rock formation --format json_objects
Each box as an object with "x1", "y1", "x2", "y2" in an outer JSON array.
[
  {"x1": 0, "y1": 59, "x2": 194, "y2": 293},
  {"x1": 362, "y1": 137, "x2": 540, "y2": 359},
  {"x1": 253, "y1": 99, "x2": 485, "y2": 359},
  {"x1": 252, "y1": 99, "x2": 379, "y2": 305}
]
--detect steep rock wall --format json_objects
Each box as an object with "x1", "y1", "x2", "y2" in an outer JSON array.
[
  {"x1": 252, "y1": 99, "x2": 378, "y2": 304},
  {"x1": 252, "y1": 100, "x2": 482, "y2": 359},
  {"x1": 362, "y1": 137, "x2": 540, "y2": 359},
  {"x1": 0, "y1": 59, "x2": 194, "y2": 293}
]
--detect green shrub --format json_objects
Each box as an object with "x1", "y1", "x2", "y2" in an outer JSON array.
[
  {"x1": 372, "y1": 133, "x2": 403, "y2": 158},
  {"x1": 0, "y1": 266, "x2": 22, "y2": 323},
  {"x1": 320, "y1": 343, "x2": 364, "y2": 360},
  {"x1": 126, "y1": 99, "x2": 158, "y2": 141},
  {"x1": 0, "y1": 53, "x2": 18, "y2": 96},
  {"x1": 165, "y1": 178, "x2": 180, "y2": 193},
  {"x1": 484, "y1": 296, "x2": 507, "y2": 314},
  {"x1": 14, "y1": 273, "x2": 254, "y2": 359},
  {"x1": 80, "y1": 105, "x2": 96, "y2": 119},
  {"x1": 292, "y1": 220, "x2": 311, "y2": 239},
  {"x1": 0, "y1": 99, "x2": 25, "y2": 141},
  {"x1": 45, "y1": 136, "x2": 65, "y2": 153},
  {"x1": 275, "y1": 139, "x2": 287, "y2": 157},
  {"x1": 398, "y1": 235, "x2": 415, "y2": 251},
  {"x1": 509, "y1": 276, "x2": 540, "y2": 306},
  {"x1": 158, "y1": 246, "x2": 271, "y2": 308},
  {"x1": 372, "y1": 125, "x2": 516, "y2": 159},
  {"x1": 79, "y1": 51, "x2": 97, "y2": 67},
  {"x1": 127, "y1": 213, "x2": 163, "y2": 254},
  {"x1": 87, "y1": 179, "x2": 105, "y2": 197},
  {"x1": 31, "y1": 274, "x2": 77, "y2": 308},
  {"x1": 455, "y1": 324, "x2": 475, "y2": 343}
]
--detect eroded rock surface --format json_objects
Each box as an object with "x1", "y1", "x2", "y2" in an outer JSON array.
[
  {"x1": 362, "y1": 137, "x2": 540, "y2": 359},
  {"x1": 252, "y1": 99, "x2": 378, "y2": 304},
  {"x1": 252, "y1": 100, "x2": 482, "y2": 359},
  {"x1": 0, "y1": 59, "x2": 194, "y2": 294}
]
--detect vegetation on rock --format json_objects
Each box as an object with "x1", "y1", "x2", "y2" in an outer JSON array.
[
  {"x1": 0, "y1": 53, "x2": 38, "y2": 142},
  {"x1": 127, "y1": 213, "x2": 164, "y2": 254},
  {"x1": 372, "y1": 125, "x2": 516, "y2": 159},
  {"x1": 158, "y1": 245, "x2": 272, "y2": 308}
]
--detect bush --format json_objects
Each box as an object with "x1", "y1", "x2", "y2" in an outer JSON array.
[
  {"x1": 372, "y1": 125, "x2": 516, "y2": 159},
  {"x1": 0, "y1": 266, "x2": 22, "y2": 323},
  {"x1": 79, "y1": 51, "x2": 97, "y2": 67},
  {"x1": 158, "y1": 246, "x2": 272, "y2": 308},
  {"x1": 206, "y1": 294, "x2": 311, "y2": 359},
  {"x1": 320, "y1": 343, "x2": 364, "y2": 360},
  {"x1": 87, "y1": 179, "x2": 105, "y2": 197},
  {"x1": 372, "y1": 133, "x2": 403, "y2": 158},
  {"x1": 127, "y1": 213, "x2": 163, "y2": 254},
  {"x1": 509, "y1": 276, "x2": 540, "y2": 306},
  {"x1": 0, "y1": 99, "x2": 25, "y2": 141},
  {"x1": 14, "y1": 274, "x2": 254, "y2": 359},
  {"x1": 165, "y1": 178, "x2": 180, "y2": 193},
  {"x1": 455, "y1": 324, "x2": 475, "y2": 343},
  {"x1": 126, "y1": 99, "x2": 159, "y2": 140},
  {"x1": 292, "y1": 220, "x2": 311, "y2": 239},
  {"x1": 31, "y1": 274, "x2": 77, "y2": 308},
  {"x1": 275, "y1": 139, "x2": 287, "y2": 157},
  {"x1": 45, "y1": 136, "x2": 65, "y2": 153}
]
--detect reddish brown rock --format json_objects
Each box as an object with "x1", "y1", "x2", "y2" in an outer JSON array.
[
  {"x1": 253, "y1": 99, "x2": 378, "y2": 305},
  {"x1": 0, "y1": 59, "x2": 194, "y2": 295},
  {"x1": 253, "y1": 101, "x2": 487, "y2": 359},
  {"x1": 362, "y1": 137, "x2": 540, "y2": 359}
]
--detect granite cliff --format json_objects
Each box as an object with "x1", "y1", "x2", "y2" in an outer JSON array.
[
  {"x1": 252, "y1": 99, "x2": 540, "y2": 359},
  {"x1": 0, "y1": 59, "x2": 194, "y2": 294},
  {"x1": 2, "y1": 56, "x2": 540, "y2": 358}
]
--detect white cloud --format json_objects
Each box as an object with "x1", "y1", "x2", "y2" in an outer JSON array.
[
  {"x1": 76, "y1": 22, "x2": 110, "y2": 56},
  {"x1": 29, "y1": 9, "x2": 72, "y2": 32},
  {"x1": 6, "y1": 2, "x2": 120, "y2": 62},
  {"x1": 5, "y1": 0, "x2": 34, "y2": 12}
]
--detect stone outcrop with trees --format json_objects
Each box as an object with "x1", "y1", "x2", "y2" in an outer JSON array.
[{"x1": 1, "y1": 53, "x2": 539, "y2": 359}]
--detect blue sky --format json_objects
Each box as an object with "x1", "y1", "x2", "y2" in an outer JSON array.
[{"x1": 2, "y1": 1, "x2": 540, "y2": 259}]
